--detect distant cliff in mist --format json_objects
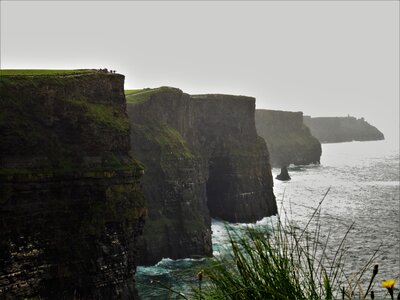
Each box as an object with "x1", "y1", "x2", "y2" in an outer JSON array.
[
  {"x1": 303, "y1": 116, "x2": 384, "y2": 143},
  {"x1": 255, "y1": 109, "x2": 321, "y2": 167}
]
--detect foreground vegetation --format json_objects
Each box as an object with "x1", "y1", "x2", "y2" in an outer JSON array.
[
  {"x1": 194, "y1": 191, "x2": 397, "y2": 300},
  {"x1": 151, "y1": 189, "x2": 397, "y2": 299}
]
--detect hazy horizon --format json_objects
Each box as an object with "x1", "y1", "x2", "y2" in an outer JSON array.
[{"x1": 1, "y1": 1, "x2": 399, "y2": 143}]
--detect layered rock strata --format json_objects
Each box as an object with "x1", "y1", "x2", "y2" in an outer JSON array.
[
  {"x1": 255, "y1": 109, "x2": 321, "y2": 167},
  {"x1": 190, "y1": 95, "x2": 276, "y2": 223},
  {"x1": 0, "y1": 72, "x2": 145, "y2": 299},
  {"x1": 127, "y1": 88, "x2": 212, "y2": 265},
  {"x1": 127, "y1": 88, "x2": 277, "y2": 265}
]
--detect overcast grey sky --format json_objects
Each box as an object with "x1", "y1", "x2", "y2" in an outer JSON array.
[{"x1": 1, "y1": 1, "x2": 399, "y2": 142}]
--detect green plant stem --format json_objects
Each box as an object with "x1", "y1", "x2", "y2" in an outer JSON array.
[
  {"x1": 363, "y1": 271, "x2": 377, "y2": 298},
  {"x1": 150, "y1": 280, "x2": 188, "y2": 300}
]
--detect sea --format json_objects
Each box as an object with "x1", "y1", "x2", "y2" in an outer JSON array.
[{"x1": 135, "y1": 140, "x2": 400, "y2": 299}]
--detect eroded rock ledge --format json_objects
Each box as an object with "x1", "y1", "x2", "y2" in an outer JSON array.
[{"x1": 127, "y1": 88, "x2": 277, "y2": 265}]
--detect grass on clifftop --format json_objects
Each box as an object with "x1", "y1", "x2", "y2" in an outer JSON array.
[
  {"x1": 125, "y1": 87, "x2": 180, "y2": 104},
  {"x1": 0, "y1": 69, "x2": 97, "y2": 76},
  {"x1": 125, "y1": 89, "x2": 145, "y2": 96}
]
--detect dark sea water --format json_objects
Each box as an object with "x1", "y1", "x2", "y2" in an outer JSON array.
[{"x1": 136, "y1": 140, "x2": 400, "y2": 299}]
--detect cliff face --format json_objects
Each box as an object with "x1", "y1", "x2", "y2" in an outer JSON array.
[
  {"x1": 127, "y1": 88, "x2": 277, "y2": 265},
  {"x1": 255, "y1": 109, "x2": 321, "y2": 167},
  {"x1": 0, "y1": 72, "x2": 146, "y2": 299},
  {"x1": 190, "y1": 95, "x2": 276, "y2": 223},
  {"x1": 127, "y1": 88, "x2": 212, "y2": 266},
  {"x1": 303, "y1": 116, "x2": 385, "y2": 143}
]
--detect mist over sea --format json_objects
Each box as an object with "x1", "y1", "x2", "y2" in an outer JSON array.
[{"x1": 136, "y1": 140, "x2": 400, "y2": 299}]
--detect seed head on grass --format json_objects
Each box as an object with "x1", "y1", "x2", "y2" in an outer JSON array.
[
  {"x1": 364, "y1": 264, "x2": 379, "y2": 298},
  {"x1": 373, "y1": 265, "x2": 378, "y2": 276},
  {"x1": 197, "y1": 270, "x2": 204, "y2": 282},
  {"x1": 197, "y1": 269, "x2": 204, "y2": 300}
]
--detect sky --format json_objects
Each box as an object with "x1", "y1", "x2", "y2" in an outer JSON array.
[{"x1": 1, "y1": 1, "x2": 399, "y2": 143}]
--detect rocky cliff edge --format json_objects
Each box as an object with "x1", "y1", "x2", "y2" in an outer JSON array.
[{"x1": 0, "y1": 71, "x2": 145, "y2": 299}]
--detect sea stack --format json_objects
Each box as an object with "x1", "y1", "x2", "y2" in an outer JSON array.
[{"x1": 276, "y1": 166, "x2": 291, "y2": 181}]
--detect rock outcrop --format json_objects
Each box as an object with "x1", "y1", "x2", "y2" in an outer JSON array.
[
  {"x1": 303, "y1": 116, "x2": 385, "y2": 143},
  {"x1": 255, "y1": 109, "x2": 321, "y2": 167},
  {"x1": 127, "y1": 88, "x2": 277, "y2": 265},
  {"x1": 276, "y1": 166, "x2": 291, "y2": 181},
  {"x1": 0, "y1": 71, "x2": 146, "y2": 299}
]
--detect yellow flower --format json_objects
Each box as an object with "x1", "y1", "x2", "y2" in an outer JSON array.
[{"x1": 382, "y1": 279, "x2": 397, "y2": 289}]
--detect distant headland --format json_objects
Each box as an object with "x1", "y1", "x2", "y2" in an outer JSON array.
[{"x1": 303, "y1": 115, "x2": 384, "y2": 143}]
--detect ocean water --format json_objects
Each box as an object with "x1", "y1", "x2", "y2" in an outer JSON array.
[{"x1": 136, "y1": 140, "x2": 400, "y2": 299}]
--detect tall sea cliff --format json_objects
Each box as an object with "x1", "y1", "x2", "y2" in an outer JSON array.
[
  {"x1": 0, "y1": 74, "x2": 279, "y2": 297},
  {"x1": 0, "y1": 71, "x2": 145, "y2": 299},
  {"x1": 255, "y1": 109, "x2": 321, "y2": 167},
  {"x1": 127, "y1": 88, "x2": 212, "y2": 265},
  {"x1": 127, "y1": 88, "x2": 277, "y2": 265}
]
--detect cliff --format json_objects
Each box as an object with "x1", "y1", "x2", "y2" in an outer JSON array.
[
  {"x1": 0, "y1": 71, "x2": 146, "y2": 299},
  {"x1": 255, "y1": 109, "x2": 321, "y2": 167},
  {"x1": 190, "y1": 95, "x2": 276, "y2": 222},
  {"x1": 127, "y1": 88, "x2": 212, "y2": 265},
  {"x1": 127, "y1": 88, "x2": 277, "y2": 265},
  {"x1": 303, "y1": 116, "x2": 385, "y2": 143}
]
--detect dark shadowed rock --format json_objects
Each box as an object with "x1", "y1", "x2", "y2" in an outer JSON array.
[
  {"x1": 126, "y1": 87, "x2": 277, "y2": 265},
  {"x1": 0, "y1": 72, "x2": 145, "y2": 299},
  {"x1": 127, "y1": 88, "x2": 212, "y2": 265},
  {"x1": 190, "y1": 94, "x2": 276, "y2": 223},
  {"x1": 276, "y1": 166, "x2": 291, "y2": 181}
]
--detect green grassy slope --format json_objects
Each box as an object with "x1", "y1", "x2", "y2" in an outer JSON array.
[
  {"x1": 0, "y1": 69, "x2": 98, "y2": 76},
  {"x1": 125, "y1": 87, "x2": 180, "y2": 104}
]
